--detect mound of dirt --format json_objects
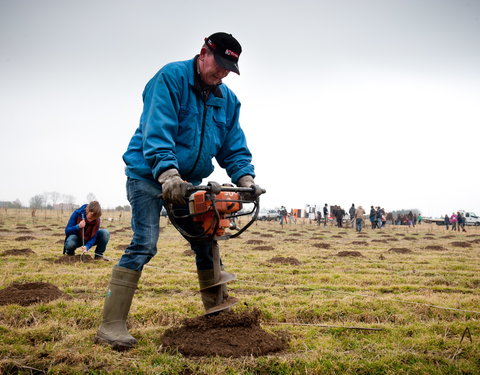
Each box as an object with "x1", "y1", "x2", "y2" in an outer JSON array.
[
  {"x1": 371, "y1": 239, "x2": 388, "y2": 243},
  {"x1": 183, "y1": 249, "x2": 195, "y2": 256},
  {"x1": 116, "y1": 244, "x2": 129, "y2": 250},
  {"x1": 267, "y1": 256, "x2": 301, "y2": 265},
  {"x1": 336, "y1": 251, "x2": 363, "y2": 257},
  {"x1": 450, "y1": 241, "x2": 472, "y2": 248},
  {"x1": 245, "y1": 239, "x2": 265, "y2": 245},
  {"x1": 160, "y1": 309, "x2": 287, "y2": 357},
  {"x1": 0, "y1": 282, "x2": 70, "y2": 306},
  {"x1": 260, "y1": 234, "x2": 274, "y2": 238},
  {"x1": 313, "y1": 242, "x2": 331, "y2": 249},
  {"x1": 425, "y1": 245, "x2": 445, "y2": 251},
  {"x1": 253, "y1": 246, "x2": 274, "y2": 251},
  {"x1": 332, "y1": 235, "x2": 343, "y2": 238},
  {"x1": 0, "y1": 248, "x2": 35, "y2": 256},
  {"x1": 403, "y1": 237, "x2": 416, "y2": 241},
  {"x1": 54, "y1": 254, "x2": 94, "y2": 263},
  {"x1": 388, "y1": 247, "x2": 412, "y2": 254},
  {"x1": 289, "y1": 233, "x2": 302, "y2": 237},
  {"x1": 15, "y1": 236, "x2": 36, "y2": 241}
]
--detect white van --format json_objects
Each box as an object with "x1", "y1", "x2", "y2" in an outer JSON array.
[{"x1": 458, "y1": 211, "x2": 480, "y2": 226}]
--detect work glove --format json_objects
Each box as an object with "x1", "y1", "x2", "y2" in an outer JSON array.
[
  {"x1": 158, "y1": 169, "x2": 188, "y2": 205},
  {"x1": 237, "y1": 175, "x2": 263, "y2": 201}
]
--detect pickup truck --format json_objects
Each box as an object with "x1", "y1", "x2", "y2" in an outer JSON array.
[{"x1": 258, "y1": 209, "x2": 280, "y2": 221}]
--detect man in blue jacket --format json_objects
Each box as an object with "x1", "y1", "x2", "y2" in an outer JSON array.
[
  {"x1": 96, "y1": 32, "x2": 261, "y2": 350},
  {"x1": 64, "y1": 201, "x2": 110, "y2": 259}
]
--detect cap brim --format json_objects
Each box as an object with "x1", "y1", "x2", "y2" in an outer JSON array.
[{"x1": 213, "y1": 54, "x2": 240, "y2": 75}]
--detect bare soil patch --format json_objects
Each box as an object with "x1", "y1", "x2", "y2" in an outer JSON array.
[
  {"x1": 183, "y1": 249, "x2": 195, "y2": 256},
  {"x1": 371, "y1": 239, "x2": 388, "y2": 243},
  {"x1": 15, "y1": 236, "x2": 36, "y2": 241},
  {"x1": 267, "y1": 257, "x2": 301, "y2": 265},
  {"x1": 388, "y1": 248, "x2": 412, "y2": 254},
  {"x1": 425, "y1": 245, "x2": 445, "y2": 251},
  {"x1": 441, "y1": 235, "x2": 455, "y2": 239},
  {"x1": 332, "y1": 235, "x2": 343, "y2": 238},
  {"x1": 312, "y1": 242, "x2": 331, "y2": 249},
  {"x1": 450, "y1": 241, "x2": 472, "y2": 248},
  {"x1": 283, "y1": 239, "x2": 299, "y2": 242},
  {"x1": 0, "y1": 282, "x2": 70, "y2": 306},
  {"x1": 54, "y1": 254, "x2": 94, "y2": 263},
  {"x1": 403, "y1": 237, "x2": 416, "y2": 241},
  {"x1": 260, "y1": 234, "x2": 274, "y2": 238},
  {"x1": 160, "y1": 309, "x2": 287, "y2": 357},
  {"x1": 0, "y1": 248, "x2": 35, "y2": 256},
  {"x1": 253, "y1": 245, "x2": 274, "y2": 251},
  {"x1": 336, "y1": 251, "x2": 363, "y2": 257},
  {"x1": 116, "y1": 244, "x2": 129, "y2": 250}
]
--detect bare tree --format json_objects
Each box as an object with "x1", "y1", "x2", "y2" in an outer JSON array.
[
  {"x1": 50, "y1": 191, "x2": 61, "y2": 207},
  {"x1": 87, "y1": 192, "x2": 97, "y2": 202},
  {"x1": 30, "y1": 195, "x2": 44, "y2": 218}
]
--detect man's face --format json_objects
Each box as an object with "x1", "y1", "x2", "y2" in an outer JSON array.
[{"x1": 198, "y1": 48, "x2": 230, "y2": 86}]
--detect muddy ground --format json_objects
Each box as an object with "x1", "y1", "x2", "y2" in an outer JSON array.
[
  {"x1": 0, "y1": 282, "x2": 70, "y2": 306},
  {"x1": 161, "y1": 308, "x2": 288, "y2": 357}
]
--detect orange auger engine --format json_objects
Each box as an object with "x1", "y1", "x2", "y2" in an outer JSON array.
[
  {"x1": 189, "y1": 191, "x2": 242, "y2": 237},
  {"x1": 162, "y1": 182, "x2": 265, "y2": 315}
]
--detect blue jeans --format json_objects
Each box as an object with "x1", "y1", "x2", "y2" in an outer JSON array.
[
  {"x1": 355, "y1": 218, "x2": 363, "y2": 232},
  {"x1": 118, "y1": 178, "x2": 217, "y2": 272},
  {"x1": 63, "y1": 229, "x2": 110, "y2": 256}
]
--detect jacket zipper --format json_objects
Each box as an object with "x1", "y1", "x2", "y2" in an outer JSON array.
[{"x1": 184, "y1": 96, "x2": 207, "y2": 177}]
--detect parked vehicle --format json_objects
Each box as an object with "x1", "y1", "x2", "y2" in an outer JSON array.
[
  {"x1": 258, "y1": 209, "x2": 280, "y2": 221},
  {"x1": 428, "y1": 210, "x2": 480, "y2": 226},
  {"x1": 459, "y1": 211, "x2": 480, "y2": 226}
]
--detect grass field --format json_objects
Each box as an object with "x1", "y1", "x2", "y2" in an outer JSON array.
[{"x1": 0, "y1": 208, "x2": 479, "y2": 374}]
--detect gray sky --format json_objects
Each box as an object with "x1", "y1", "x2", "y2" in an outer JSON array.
[{"x1": 1, "y1": 0, "x2": 479, "y2": 217}]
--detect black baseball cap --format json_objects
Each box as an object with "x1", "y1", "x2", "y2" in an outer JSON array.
[{"x1": 204, "y1": 32, "x2": 242, "y2": 75}]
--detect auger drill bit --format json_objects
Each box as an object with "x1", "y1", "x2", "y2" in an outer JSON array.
[{"x1": 201, "y1": 241, "x2": 238, "y2": 315}]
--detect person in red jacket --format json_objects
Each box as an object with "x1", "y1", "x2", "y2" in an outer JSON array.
[{"x1": 64, "y1": 201, "x2": 110, "y2": 259}]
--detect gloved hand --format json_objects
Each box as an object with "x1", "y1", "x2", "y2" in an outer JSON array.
[
  {"x1": 237, "y1": 175, "x2": 263, "y2": 200},
  {"x1": 158, "y1": 169, "x2": 187, "y2": 205}
]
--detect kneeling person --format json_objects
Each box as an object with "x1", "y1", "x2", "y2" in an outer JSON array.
[{"x1": 64, "y1": 201, "x2": 110, "y2": 259}]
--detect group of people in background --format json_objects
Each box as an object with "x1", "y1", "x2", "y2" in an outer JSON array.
[{"x1": 444, "y1": 212, "x2": 467, "y2": 232}]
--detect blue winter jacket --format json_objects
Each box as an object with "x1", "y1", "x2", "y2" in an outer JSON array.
[
  {"x1": 123, "y1": 57, "x2": 255, "y2": 186},
  {"x1": 64, "y1": 204, "x2": 99, "y2": 250}
]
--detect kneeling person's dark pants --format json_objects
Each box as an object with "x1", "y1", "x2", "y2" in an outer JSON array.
[{"x1": 64, "y1": 229, "x2": 110, "y2": 256}]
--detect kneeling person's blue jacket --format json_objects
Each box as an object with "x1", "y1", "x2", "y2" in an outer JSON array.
[{"x1": 122, "y1": 56, "x2": 255, "y2": 186}]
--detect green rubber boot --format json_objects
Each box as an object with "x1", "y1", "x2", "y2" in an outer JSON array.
[{"x1": 95, "y1": 265, "x2": 141, "y2": 351}]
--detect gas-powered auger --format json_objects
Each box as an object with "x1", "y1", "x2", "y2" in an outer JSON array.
[{"x1": 163, "y1": 182, "x2": 265, "y2": 315}]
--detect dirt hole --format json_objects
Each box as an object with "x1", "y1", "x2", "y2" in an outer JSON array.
[
  {"x1": 336, "y1": 251, "x2": 363, "y2": 257},
  {"x1": 425, "y1": 245, "x2": 445, "y2": 251},
  {"x1": 267, "y1": 257, "x2": 301, "y2": 265},
  {"x1": 160, "y1": 309, "x2": 288, "y2": 357},
  {"x1": 15, "y1": 236, "x2": 36, "y2": 241},
  {"x1": 253, "y1": 246, "x2": 274, "y2": 251},
  {"x1": 351, "y1": 241, "x2": 368, "y2": 246},
  {"x1": 313, "y1": 242, "x2": 331, "y2": 249},
  {"x1": 450, "y1": 241, "x2": 472, "y2": 248},
  {"x1": 245, "y1": 239, "x2": 265, "y2": 245},
  {"x1": 54, "y1": 254, "x2": 94, "y2": 263},
  {"x1": 0, "y1": 248, "x2": 35, "y2": 256},
  {"x1": 388, "y1": 248, "x2": 412, "y2": 254},
  {"x1": 0, "y1": 282, "x2": 70, "y2": 306}
]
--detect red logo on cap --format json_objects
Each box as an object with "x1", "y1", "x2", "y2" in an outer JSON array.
[
  {"x1": 225, "y1": 49, "x2": 239, "y2": 59},
  {"x1": 206, "y1": 39, "x2": 216, "y2": 50}
]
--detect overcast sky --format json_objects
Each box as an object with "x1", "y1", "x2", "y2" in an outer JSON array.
[{"x1": 1, "y1": 0, "x2": 479, "y2": 217}]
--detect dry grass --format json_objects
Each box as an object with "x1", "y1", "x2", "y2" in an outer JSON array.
[{"x1": 0, "y1": 209, "x2": 479, "y2": 374}]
